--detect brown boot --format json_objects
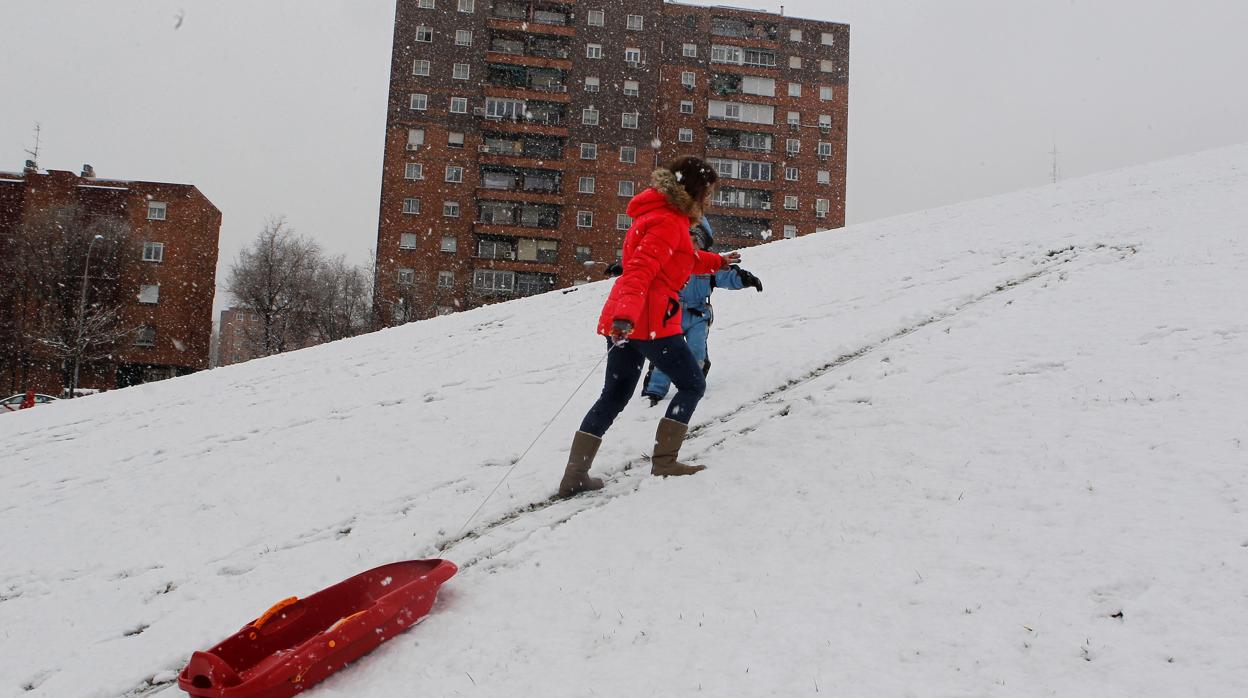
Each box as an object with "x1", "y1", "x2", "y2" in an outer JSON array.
[
  {"x1": 557, "y1": 431, "x2": 605, "y2": 498},
  {"x1": 651, "y1": 418, "x2": 706, "y2": 477}
]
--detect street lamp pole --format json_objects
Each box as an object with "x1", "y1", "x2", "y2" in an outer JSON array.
[{"x1": 71, "y1": 234, "x2": 105, "y2": 398}]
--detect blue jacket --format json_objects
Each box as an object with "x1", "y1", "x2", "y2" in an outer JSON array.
[{"x1": 680, "y1": 220, "x2": 746, "y2": 331}]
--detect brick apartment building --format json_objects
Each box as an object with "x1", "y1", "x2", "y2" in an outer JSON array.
[
  {"x1": 374, "y1": 0, "x2": 849, "y2": 324},
  {"x1": 216, "y1": 307, "x2": 324, "y2": 367},
  {"x1": 0, "y1": 163, "x2": 221, "y2": 394}
]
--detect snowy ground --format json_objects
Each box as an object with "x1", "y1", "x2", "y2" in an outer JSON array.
[{"x1": 3, "y1": 144, "x2": 1248, "y2": 697}]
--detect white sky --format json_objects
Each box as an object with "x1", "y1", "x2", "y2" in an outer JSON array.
[{"x1": 4, "y1": 0, "x2": 1248, "y2": 315}]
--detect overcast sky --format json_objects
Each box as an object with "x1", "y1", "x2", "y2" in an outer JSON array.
[{"x1": 4, "y1": 0, "x2": 1248, "y2": 316}]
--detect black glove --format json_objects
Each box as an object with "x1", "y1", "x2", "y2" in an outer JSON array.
[
  {"x1": 603, "y1": 262, "x2": 623, "y2": 277},
  {"x1": 733, "y1": 265, "x2": 763, "y2": 292}
]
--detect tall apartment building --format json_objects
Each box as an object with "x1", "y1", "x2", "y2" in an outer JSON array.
[
  {"x1": 0, "y1": 163, "x2": 221, "y2": 394},
  {"x1": 374, "y1": 0, "x2": 848, "y2": 324}
]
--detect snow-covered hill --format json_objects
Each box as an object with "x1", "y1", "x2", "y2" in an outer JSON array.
[{"x1": 4, "y1": 144, "x2": 1248, "y2": 697}]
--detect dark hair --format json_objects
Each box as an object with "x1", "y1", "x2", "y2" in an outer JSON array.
[{"x1": 665, "y1": 156, "x2": 719, "y2": 205}]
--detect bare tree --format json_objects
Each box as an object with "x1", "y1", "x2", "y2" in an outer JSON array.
[
  {"x1": 0, "y1": 206, "x2": 135, "y2": 393},
  {"x1": 226, "y1": 217, "x2": 322, "y2": 357},
  {"x1": 305, "y1": 254, "x2": 373, "y2": 343}
]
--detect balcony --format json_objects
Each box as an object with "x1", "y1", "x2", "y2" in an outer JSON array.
[
  {"x1": 479, "y1": 166, "x2": 562, "y2": 197},
  {"x1": 713, "y1": 187, "x2": 774, "y2": 212},
  {"x1": 478, "y1": 200, "x2": 562, "y2": 229},
  {"x1": 486, "y1": 64, "x2": 570, "y2": 100},
  {"x1": 489, "y1": 2, "x2": 575, "y2": 36},
  {"x1": 711, "y1": 16, "x2": 779, "y2": 42},
  {"x1": 480, "y1": 133, "x2": 565, "y2": 160}
]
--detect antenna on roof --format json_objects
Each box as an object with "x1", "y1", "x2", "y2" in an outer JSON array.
[{"x1": 23, "y1": 123, "x2": 42, "y2": 169}]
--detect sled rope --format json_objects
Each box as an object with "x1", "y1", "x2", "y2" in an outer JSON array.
[{"x1": 452, "y1": 346, "x2": 613, "y2": 540}]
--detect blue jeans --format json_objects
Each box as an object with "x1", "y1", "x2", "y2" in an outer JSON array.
[
  {"x1": 643, "y1": 321, "x2": 710, "y2": 399},
  {"x1": 579, "y1": 334, "x2": 706, "y2": 437}
]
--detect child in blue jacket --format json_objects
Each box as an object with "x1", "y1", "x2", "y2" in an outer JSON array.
[{"x1": 640, "y1": 218, "x2": 763, "y2": 405}]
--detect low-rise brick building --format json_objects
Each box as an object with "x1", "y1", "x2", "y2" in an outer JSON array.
[{"x1": 0, "y1": 162, "x2": 221, "y2": 395}]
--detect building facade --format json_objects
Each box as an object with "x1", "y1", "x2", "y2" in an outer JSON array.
[
  {"x1": 215, "y1": 307, "x2": 325, "y2": 367},
  {"x1": 0, "y1": 163, "x2": 221, "y2": 394},
  {"x1": 374, "y1": 0, "x2": 849, "y2": 324}
]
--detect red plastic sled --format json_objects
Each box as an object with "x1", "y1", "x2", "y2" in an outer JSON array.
[{"x1": 178, "y1": 559, "x2": 456, "y2": 697}]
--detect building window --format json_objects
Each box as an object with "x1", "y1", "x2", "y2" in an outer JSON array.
[
  {"x1": 450, "y1": 97, "x2": 468, "y2": 113},
  {"x1": 788, "y1": 83, "x2": 801, "y2": 97},
  {"x1": 584, "y1": 76, "x2": 600, "y2": 92},
  {"x1": 407, "y1": 128, "x2": 425, "y2": 149},
  {"x1": 416, "y1": 25, "x2": 433, "y2": 42},
  {"x1": 400, "y1": 233, "x2": 418, "y2": 249},
  {"x1": 410, "y1": 93, "x2": 428, "y2": 110},
  {"x1": 448, "y1": 132, "x2": 465, "y2": 148},
  {"x1": 437, "y1": 271, "x2": 455, "y2": 289},
  {"x1": 819, "y1": 114, "x2": 833, "y2": 129},
  {"x1": 579, "y1": 176, "x2": 596, "y2": 194},
  {"x1": 403, "y1": 198, "x2": 421, "y2": 214},
  {"x1": 680, "y1": 100, "x2": 694, "y2": 114},
  {"x1": 822, "y1": 32, "x2": 835, "y2": 46},
  {"x1": 142, "y1": 242, "x2": 164, "y2": 262},
  {"x1": 681, "y1": 71, "x2": 696, "y2": 88},
  {"x1": 577, "y1": 211, "x2": 593, "y2": 227},
  {"x1": 624, "y1": 80, "x2": 639, "y2": 97},
  {"x1": 445, "y1": 166, "x2": 464, "y2": 182},
  {"x1": 788, "y1": 111, "x2": 801, "y2": 126},
  {"x1": 785, "y1": 167, "x2": 798, "y2": 181},
  {"x1": 626, "y1": 14, "x2": 644, "y2": 31},
  {"x1": 405, "y1": 163, "x2": 424, "y2": 180},
  {"x1": 135, "y1": 326, "x2": 156, "y2": 347},
  {"x1": 789, "y1": 56, "x2": 802, "y2": 69},
  {"x1": 783, "y1": 225, "x2": 797, "y2": 239},
  {"x1": 621, "y1": 112, "x2": 639, "y2": 129},
  {"x1": 620, "y1": 146, "x2": 636, "y2": 164},
  {"x1": 580, "y1": 143, "x2": 598, "y2": 159},
  {"x1": 820, "y1": 86, "x2": 834, "y2": 101},
  {"x1": 821, "y1": 59, "x2": 835, "y2": 73},
  {"x1": 818, "y1": 170, "x2": 831, "y2": 185},
  {"x1": 455, "y1": 30, "x2": 473, "y2": 46},
  {"x1": 618, "y1": 180, "x2": 635, "y2": 197},
  {"x1": 443, "y1": 201, "x2": 460, "y2": 217},
  {"x1": 138, "y1": 284, "x2": 159, "y2": 304},
  {"x1": 586, "y1": 43, "x2": 603, "y2": 59},
  {"x1": 616, "y1": 214, "x2": 632, "y2": 230},
  {"x1": 453, "y1": 63, "x2": 470, "y2": 80},
  {"x1": 784, "y1": 195, "x2": 799, "y2": 210},
  {"x1": 682, "y1": 43, "x2": 697, "y2": 57},
  {"x1": 147, "y1": 202, "x2": 167, "y2": 220},
  {"x1": 582, "y1": 107, "x2": 599, "y2": 125},
  {"x1": 413, "y1": 59, "x2": 430, "y2": 76},
  {"x1": 417, "y1": 0, "x2": 435, "y2": 7},
  {"x1": 625, "y1": 48, "x2": 642, "y2": 65},
  {"x1": 815, "y1": 199, "x2": 831, "y2": 217},
  {"x1": 398, "y1": 268, "x2": 415, "y2": 284},
  {"x1": 473, "y1": 269, "x2": 515, "y2": 292},
  {"x1": 786, "y1": 138, "x2": 801, "y2": 155},
  {"x1": 458, "y1": 0, "x2": 474, "y2": 12},
  {"x1": 575, "y1": 245, "x2": 592, "y2": 262},
  {"x1": 440, "y1": 236, "x2": 457, "y2": 252},
  {"x1": 678, "y1": 128, "x2": 694, "y2": 143},
  {"x1": 818, "y1": 142, "x2": 833, "y2": 159},
  {"x1": 790, "y1": 29, "x2": 803, "y2": 42},
  {"x1": 588, "y1": 9, "x2": 605, "y2": 26}
]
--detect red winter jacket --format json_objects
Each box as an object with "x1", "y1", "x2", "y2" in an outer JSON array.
[{"x1": 597, "y1": 170, "x2": 728, "y2": 341}]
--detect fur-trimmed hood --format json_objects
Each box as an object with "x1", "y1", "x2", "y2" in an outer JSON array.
[{"x1": 649, "y1": 169, "x2": 697, "y2": 216}]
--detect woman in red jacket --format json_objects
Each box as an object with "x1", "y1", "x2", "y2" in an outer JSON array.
[{"x1": 558, "y1": 156, "x2": 740, "y2": 497}]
